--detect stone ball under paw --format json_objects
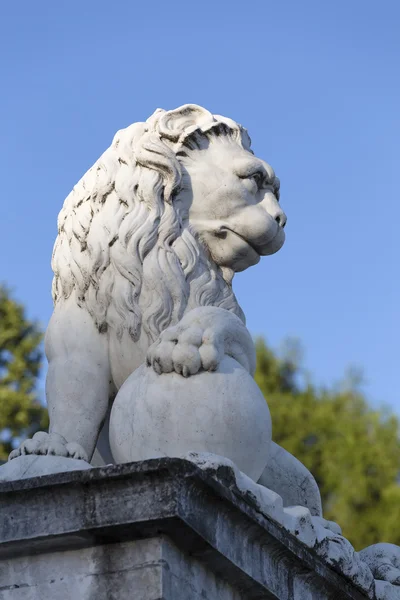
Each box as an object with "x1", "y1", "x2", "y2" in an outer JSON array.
[{"x1": 109, "y1": 356, "x2": 271, "y2": 482}]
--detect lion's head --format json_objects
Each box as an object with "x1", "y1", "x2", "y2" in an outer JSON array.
[{"x1": 52, "y1": 104, "x2": 286, "y2": 346}]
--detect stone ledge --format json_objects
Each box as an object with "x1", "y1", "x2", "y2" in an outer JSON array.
[{"x1": 0, "y1": 458, "x2": 375, "y2": 599}]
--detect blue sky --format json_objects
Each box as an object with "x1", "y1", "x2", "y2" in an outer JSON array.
[{"x1": 0, "y1": 1, "x2": 399, "y2": 409}]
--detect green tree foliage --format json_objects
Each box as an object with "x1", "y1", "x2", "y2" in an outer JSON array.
[
  {"x1": 0, "y1": 286, "x2": 48, "y2": 461},
  {"x1": 255, "y1": 338, "x2": 400, "y2": 551}
]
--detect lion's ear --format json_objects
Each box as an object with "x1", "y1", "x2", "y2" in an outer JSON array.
[{"x1": 157, "y1": 104, "x2": 214, "y2": 142}]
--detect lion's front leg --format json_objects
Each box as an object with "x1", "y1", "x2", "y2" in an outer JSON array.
[
  {"x1": 146, "y1": 306, "x2": 256, "y2": 377},
  {"x1": 9, "y1": 300, "x2": 111, "y2": 463}
]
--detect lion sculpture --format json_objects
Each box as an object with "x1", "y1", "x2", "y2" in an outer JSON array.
[
  {"x1": 8, "y1": 104, "x2": 400, "y2": 589},
  {"x1": 10, "y1": 104, "x2": 321, "y2": 512}
]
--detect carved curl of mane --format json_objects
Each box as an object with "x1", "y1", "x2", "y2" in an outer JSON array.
[{"x1": 52, "y1": 104, "x2": 251, "y2": 344}]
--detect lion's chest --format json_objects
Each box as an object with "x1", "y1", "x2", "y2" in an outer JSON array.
[{"x1": 108, "y1": 330, "x2": 148, "y2": 391}]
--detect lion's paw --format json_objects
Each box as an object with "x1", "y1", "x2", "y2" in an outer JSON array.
[
  {"x1": 9, "y1": 432, "x2": 88, "y2": 462},
  {"x1": 65, "y1": 442, "x2": 89, "y2": 461},
  {"x1": 146, "y1": 323, "x2": 224, "y2": 377}
]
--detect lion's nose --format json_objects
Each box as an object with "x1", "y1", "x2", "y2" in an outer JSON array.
[{"x1": 275, "y1": 210, "x2": 287, "y2": 229}]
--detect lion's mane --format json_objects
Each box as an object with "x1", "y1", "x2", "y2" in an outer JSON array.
[{"x1": 52, "y1": 104, "x2": 251, "y2": 344}]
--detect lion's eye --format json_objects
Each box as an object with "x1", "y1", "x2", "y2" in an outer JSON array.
[
  {"x1": 250, "y1": 172, "x2": 264, "y2": 188},
  {"x1": 239, "y1": 171, "x2": 265, "y2": 194},
  {"x1": 245, "y1": 171, "x2": 266, "y2": 193}
]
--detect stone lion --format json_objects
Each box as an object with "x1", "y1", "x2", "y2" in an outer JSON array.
[
  {"x1": 8, "y1": 104, "x2": 400, "y2": 589},
  {"x1": 12, "y1": 104, "x2": 316, "y2": 497}
]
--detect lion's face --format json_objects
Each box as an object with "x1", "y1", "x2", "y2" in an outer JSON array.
[
  {"x1": 53, "y1": 105, "x2": 286, "y2": 343},
  {"x1": 181, "y1": 137, "x2": 286, "y2": 272}
]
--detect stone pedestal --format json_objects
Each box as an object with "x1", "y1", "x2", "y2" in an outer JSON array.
[{"x1": 0, "y1": 459, "x2": 373, "y2": 599}]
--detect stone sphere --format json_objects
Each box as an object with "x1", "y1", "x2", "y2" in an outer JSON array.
[{"x1": 109, "y1": 356, "x2": 271, "y2": 482}]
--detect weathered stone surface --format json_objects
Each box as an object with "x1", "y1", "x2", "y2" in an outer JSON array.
[
  {"x1": 110, "y1": 355, "x2": 271, "y2": 481},
  {"x1": 258, "y1": 441, "x2": 323, "y2": 516},
  {"x1": 0, "y1": 454, "x2": 91, "y2": 482},
  {"x1": 0, "y1": 537, "x2": 243, "y2": 600},
  {"x1": 11, "y1": 104, "x2": 285, "y2": 472},
  {"x1": 0, "y1": 458, "x2": 381, "y2": 599}
]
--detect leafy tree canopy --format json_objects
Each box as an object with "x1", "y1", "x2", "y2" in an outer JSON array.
[{"x1": 0, "y1": 286, "x2": 48, "y2": 461}]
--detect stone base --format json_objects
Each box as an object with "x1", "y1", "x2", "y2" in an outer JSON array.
[
  {"x1": 1, "y1": 536, "x2": 241, "y2": 600},
  {"x1": 0, "y1": 458, "x2": 376, "y2": 599}
]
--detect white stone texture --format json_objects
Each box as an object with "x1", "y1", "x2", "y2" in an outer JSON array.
[
  {"x1": 0, "y1": 537, "x2": 243, "y2": 600},
  {"x1": 0, "y1": 454, "x2": 91, "y2": 481},
  {"x1": 1, "y1": 454, "x2": 398, "y2": 599},
  {"x1": 0, "y1": 458, "x2": 380, "y2": 600},
  {"x1": 282, "y1": 505, "x2": 318, "y2": 547},
  {"x1": 9, "y1": 431, "x2": 88, "y2": 462},
  {"x1": 185, "y1": 452, "x2": 377, "y2": 597},
  {"x1": 258, "y1": 440, "x2": 323, "y2": 516},
  {"x1": 360, "y1": 545, "x2": 400, "y2": 599},
  {"x1": 10, "y1": 104, "x2": 285, "y2": 468},
  {"x1": 375, "y1": 580, "x2": 400, "y2": 600},
  {"x1": 110, "y1": 355, "x2": 271, "y2": 481},
  {"x1": 3, "y1": 104, "x2": 400, "y2": 595}
]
